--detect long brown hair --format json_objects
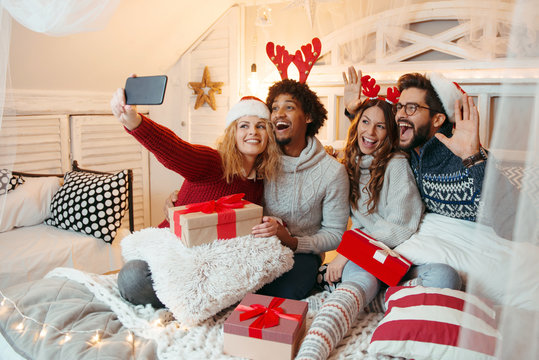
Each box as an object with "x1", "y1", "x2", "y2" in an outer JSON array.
[
  {"x1": 216, "y1": 118, "x2": 281, "y2": 183},
  {"x1": 343, "y1": 98, "x2": 403, "y2": 213}
]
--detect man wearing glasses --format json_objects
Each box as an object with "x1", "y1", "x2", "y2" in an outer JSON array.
[{"x1": 395, "y1": 72, "x2": 486, "y2": 222}]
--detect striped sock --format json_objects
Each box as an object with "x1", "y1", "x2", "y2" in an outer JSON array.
[{"x1": 296, "y1": 282, "x2": 366, "y2": 360}]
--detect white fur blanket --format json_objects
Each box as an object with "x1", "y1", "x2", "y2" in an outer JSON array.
[{"x1": 120, "y1": 228, "x2": 295, "y2": 325}]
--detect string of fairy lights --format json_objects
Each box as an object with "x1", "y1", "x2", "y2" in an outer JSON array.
[{"x1": 0, "y1": 288, "x2": 169, "y2": 348}]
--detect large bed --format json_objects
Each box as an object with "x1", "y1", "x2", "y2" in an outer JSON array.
[
  {"x1": 0, "y1": 223, "x2": 126, "y2": 289},
  {"x1": 1, "y1": 211, "x2": 532, "y2": 360},
  {"x1": 0, "y1": 161, "x2": 134, "y2": 290}
]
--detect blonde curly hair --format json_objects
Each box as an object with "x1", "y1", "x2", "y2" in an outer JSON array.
[{"x1": 216, "y1": 118, "x2": 281, "y2": 183}]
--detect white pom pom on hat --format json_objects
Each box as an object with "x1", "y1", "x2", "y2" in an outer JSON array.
[
  {"x1": 225, "y1": 96, "x2": 270, "y2": 127},
  {"x1": 428, "y1": 72, "x2": 465, "y2": 123}
]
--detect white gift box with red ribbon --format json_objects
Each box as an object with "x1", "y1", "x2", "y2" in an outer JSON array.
[
  {"x1": 168, "y1": 193, "x2": 263, "y2": 247},
  {"x1": 337, "y1": 228, "x2": 412, "y2": 286}
]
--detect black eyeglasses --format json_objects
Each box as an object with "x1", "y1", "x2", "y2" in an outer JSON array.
[{"x1": 393, "y1": 103, "x2": 441, "y2": 116}]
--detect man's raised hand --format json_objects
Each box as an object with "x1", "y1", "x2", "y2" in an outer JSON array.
[{"x1": 435, "y1": 94, "x2": 481, "y2": 160}]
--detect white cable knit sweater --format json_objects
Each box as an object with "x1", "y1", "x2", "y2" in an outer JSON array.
[
  {"x1": 264, "y1": 137, "x2": 349, "y2": 254},
  {"x1": 351, "y1": 154, "x2": 424, "y2": 248}
]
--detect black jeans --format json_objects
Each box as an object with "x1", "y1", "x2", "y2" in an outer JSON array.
[
  {"x1": 117, "y1": 259, "x2": 165, "y2": 308},
  {"x1": 257, "y1": 253, "x2": 321, "y2": 300}
]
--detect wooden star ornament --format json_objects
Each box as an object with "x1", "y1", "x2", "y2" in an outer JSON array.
[{"x1": 188, "y1": 66, "x2": 224, "y2": 110}]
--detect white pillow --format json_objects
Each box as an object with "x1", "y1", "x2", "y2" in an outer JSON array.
[
  {"x1": 0, "y1": 176, "x2": 62, "y2": 232},
  {"x1": 394, "y1": 213, "x2": 539, "y2": 311},
  {"x1": 121, "y1": 227, "x2": 294, "y2": 326},
  {"x1": 369, "y1": 286, "x2": 499, "y2": 360}
]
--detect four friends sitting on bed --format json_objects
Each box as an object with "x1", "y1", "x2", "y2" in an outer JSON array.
[{"x1": 110, "y1": 68, "x2": 488, "y2": 354}]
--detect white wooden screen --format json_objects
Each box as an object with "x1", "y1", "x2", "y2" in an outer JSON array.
[
  {"x1": 0, "y1": 115, "x2": 70, "y2": 173},
  {"x1": 70, "y1": 114, "x2": 150, "y2": 231}
]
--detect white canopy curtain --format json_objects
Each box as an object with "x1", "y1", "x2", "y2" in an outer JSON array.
[{"x1": 0, "y1": 0, "x2": 120, "y2": 127}]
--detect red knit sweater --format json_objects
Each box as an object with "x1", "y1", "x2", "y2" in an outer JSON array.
[{"x1": 128, "y1": 114, "x2": 264, "y2": 227}]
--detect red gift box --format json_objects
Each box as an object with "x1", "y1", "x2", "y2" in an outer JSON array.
[
  {"x1": 337, "y1": 228, "x2": 412, "y2": 286},
  {"x1": 168, "y1": 193, "x2": 263, "y2": 247},
  {"x1": 223, "y1": 293, "x2": 308, "y2": 360}
]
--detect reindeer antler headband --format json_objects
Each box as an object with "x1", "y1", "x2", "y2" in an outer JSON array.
[
  {"x1": 361, "y1": 75, "x2": 400, "y2": 105},
  {"x1": 266, "y1": 37, "x2": 321, "y2": 83}
]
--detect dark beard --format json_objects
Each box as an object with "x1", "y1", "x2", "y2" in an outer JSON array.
[
  {"x1": 276, "y1": 137, "x2": 292, "y2": 146},
  {"x1": 400, "y1": 122, "x2": 430, "y2": 151}
]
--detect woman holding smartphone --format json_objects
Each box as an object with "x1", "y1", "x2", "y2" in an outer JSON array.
[{"x1": 110, "y1": 85, "x2": 281, "y2": 308}]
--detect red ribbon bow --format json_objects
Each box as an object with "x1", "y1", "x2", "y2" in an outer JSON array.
[
  {"x1": 235, "y1": 297, "x2": 303, "y2": 339},
  {"x1": 184, "y1": 193, "x2": 246, "y2": 213},
  {"x1": 173, "y1": 193, "x2": 247, "y2": 239}
]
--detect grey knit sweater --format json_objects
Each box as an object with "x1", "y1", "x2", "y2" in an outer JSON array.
[
  {"x1": 264, "y1": 137, "x2": 349, "y2": 254},
  {"x1": 350, "y1": 154, "x2": 424, "y2": 248}
]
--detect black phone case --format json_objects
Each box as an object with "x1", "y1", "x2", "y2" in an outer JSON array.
[{"x1": 125, "y1": 75, "x2": 168, "y2": 105}]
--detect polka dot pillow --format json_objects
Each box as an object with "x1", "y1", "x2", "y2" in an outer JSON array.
[
  {"x1": 45, "y1": 170, "x2": 129, "y2": 243},
  {"x1": 368, "y1": 286, "x2": 499, "y2": 360},
  {"x1": 0, "y1": 169, "x2": 25, "y2": 196}
]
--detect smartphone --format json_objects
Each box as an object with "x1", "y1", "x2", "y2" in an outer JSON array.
[{"x1": 125, "y1": 75, "x2": 168, "y2": 105}]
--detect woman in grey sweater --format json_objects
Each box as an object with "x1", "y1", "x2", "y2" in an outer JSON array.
[{"x1": 296, "y1": 93, "x2": 423, "y2": 359}]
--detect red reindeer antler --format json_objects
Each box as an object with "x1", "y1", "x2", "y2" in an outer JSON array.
[
  {"x1": 361, "y1": 75, "x2": 380, "y2": 98},
  {"x1": 386, "y1": 87, "x2": 400, "y2": 104},
  {"x1": 266, "y1": 42, "x2": 295, "y2": 80},
  {"x1": 292, "y1": 37, "x2": 322, "y2": 83}
]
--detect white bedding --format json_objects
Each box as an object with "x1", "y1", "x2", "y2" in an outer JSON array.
[
  {"x1": 395, "y1": 213, "x2": 539, "y2": 311},
  {"x1": 0, "y1": 223, "x2": 126, "y2": 290}
]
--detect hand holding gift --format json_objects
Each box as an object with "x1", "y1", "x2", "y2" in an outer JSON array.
[{"x1": 169, "y1": 193, "x2": 263, "y2": 247}]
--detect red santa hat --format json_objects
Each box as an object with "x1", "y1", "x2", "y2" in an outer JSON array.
[
  {"x1": 428, "y1": 72, "x2": 466, "y2": 123},
  {"x1": 225, "y1": 96, "x2": 270, "y2": 127}
]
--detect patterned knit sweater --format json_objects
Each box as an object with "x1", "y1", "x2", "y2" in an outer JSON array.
[
  {"x1": 351, "y1": 154, "x2": 424, "y2": 248},
  {"x1": 410, "y1": 120, "x2": 485, "y2": 221},
  {"x1": 128, "y1": 114, "x2": 264, "y2": 227},
  {"x1": 263, "y1": 137, "x2": 349, "y2": 254}
]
